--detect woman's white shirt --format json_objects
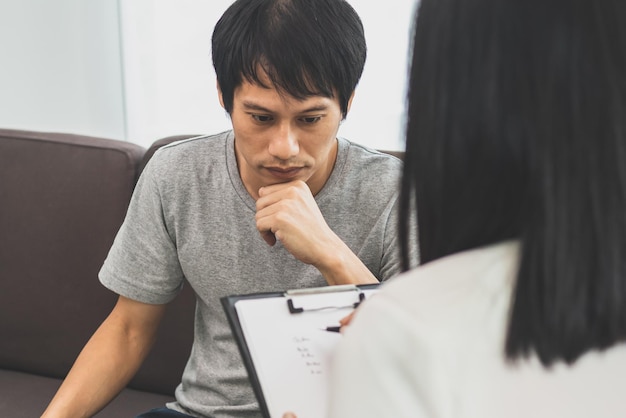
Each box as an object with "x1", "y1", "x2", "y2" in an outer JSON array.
[{"x1": 328, "y1": 241, "x2": 626, "y2": 418}]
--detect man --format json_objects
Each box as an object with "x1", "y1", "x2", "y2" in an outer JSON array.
[{"x1": 42, "y1": 0, "x2": 409, "y2": 417}]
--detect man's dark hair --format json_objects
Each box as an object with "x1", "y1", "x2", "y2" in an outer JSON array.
[
  {"x1": 211, "y1": 0, "x2": 366, "y2": 118},
  {"x1": 400, "y1": 0, "x2": 626, "y2": 366}
]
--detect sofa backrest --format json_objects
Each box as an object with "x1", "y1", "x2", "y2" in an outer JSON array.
[
  {"x1": 0, "y1": 129, "x2": 197, "y2": 396},
  {"x1": 0, "y1": 129, "x2": 145, "y2": 379}
]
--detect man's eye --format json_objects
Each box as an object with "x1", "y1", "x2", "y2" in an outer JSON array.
[
  {"x1": 300, "y1": 116, "x2": 321, "y2": 124},
  {"x1": 252, "y1": 114, "x2": 273, "y2": 123}
]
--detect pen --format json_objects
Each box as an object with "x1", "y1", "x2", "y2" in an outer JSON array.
[{"x1": 321, "y1": 325, "x2": 342, "y2": 333}]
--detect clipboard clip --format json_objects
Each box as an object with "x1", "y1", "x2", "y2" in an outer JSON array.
[{"x1": 285, "y1": 284, "x2": 366, "y2": 314}]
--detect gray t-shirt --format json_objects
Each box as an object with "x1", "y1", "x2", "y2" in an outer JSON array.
[{"x1": 99, "y1": 130, "x2": 405, "y2": 417}]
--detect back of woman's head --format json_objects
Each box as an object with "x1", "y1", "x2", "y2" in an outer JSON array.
[{"x1": 400, "y1": 0, "x2": 626, "y2": 365}]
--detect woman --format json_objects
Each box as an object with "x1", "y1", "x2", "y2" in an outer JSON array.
[{"x1": 327, "y1": 0, "x2": 626, "y2": 416}]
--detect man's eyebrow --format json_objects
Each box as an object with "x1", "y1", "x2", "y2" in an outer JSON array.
[
  {"x1": 241, "y1": 100, "x2": 330, "y2": 113},
  {"x1": 299, "y1": 105, "x2": 330, "y2": 113},
  {"x1": 242, "y1": 101, "x2": 272, "y2": 113}
]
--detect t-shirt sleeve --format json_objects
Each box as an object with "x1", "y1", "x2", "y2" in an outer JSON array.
[{"x1": 99, "y1": 155, "x2": 185, "y2": 304}]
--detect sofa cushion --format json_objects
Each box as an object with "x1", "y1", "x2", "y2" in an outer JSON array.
[{"x1": 0, "y1": 369, "x2": 174, "y2": 418}]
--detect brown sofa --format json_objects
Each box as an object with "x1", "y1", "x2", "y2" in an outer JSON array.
[
  {"x1": 0, "y1": 128, "x2": 403, "y2": 417},
  {"x1": 0, "y1": 129, "x2": 196, "y2": 417}
]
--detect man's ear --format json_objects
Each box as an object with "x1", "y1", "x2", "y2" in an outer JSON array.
[
  {"x1": 347, "y1": 91, "x2": 356, "y2": 113},
  {"x1": 343, "y1": 91, "x2": 356, "y2": 120},
  {"x1": 217, "y1": 80, "x2": 225, "y2": 109}
]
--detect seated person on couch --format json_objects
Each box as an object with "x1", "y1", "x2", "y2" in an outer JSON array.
[{"x1": 41, "y1": 0, "x2": 414, "y2": 417}]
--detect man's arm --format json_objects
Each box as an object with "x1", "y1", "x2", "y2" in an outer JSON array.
[
  {"x1": 255, "y1": 180, "x2": 378, "y2": 286},
  {"x1": 41, "y1": 296, "x2": 167, "y2": 418}
]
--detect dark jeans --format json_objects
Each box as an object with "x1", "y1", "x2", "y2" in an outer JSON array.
[{"x1": 135, "y1": 407, "x2": 195, "y2": 417}]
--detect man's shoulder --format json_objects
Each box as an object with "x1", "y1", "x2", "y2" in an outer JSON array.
[
  {"x1": 341, "y1": 138, "x2": 403, "y2": 170},
  {"x1": 156, "y1": 131, "x2": 230, "y2": 158},
  {"x1": 146, "y1": 130, "x2": 231, "y2": 172},
  {"x1": 338, "y1": 138, "x2": 403, "y2": 184}
]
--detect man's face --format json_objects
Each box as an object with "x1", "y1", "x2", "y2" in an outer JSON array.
[{"x1": 221, "y1": 78, "x2": 348, "y2": 200}]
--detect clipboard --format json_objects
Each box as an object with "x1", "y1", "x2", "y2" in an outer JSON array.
[{"x1": 221, "y1": 283, "x2": 379, "y2": 418}]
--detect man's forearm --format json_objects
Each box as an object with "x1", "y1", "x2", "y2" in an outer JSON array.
[
  {"x1": 316, "y1": 239, "x2": 379, "y2": 286},
  {"x1": 41, "y1": 298, "x2": 165, "y2": 418}
]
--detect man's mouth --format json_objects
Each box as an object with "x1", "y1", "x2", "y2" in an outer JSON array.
[{"x1": 265, "y1": 166, "x2": 304, "y2": 180}]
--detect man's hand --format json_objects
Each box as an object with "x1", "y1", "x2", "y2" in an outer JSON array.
[
  {"x1": 255, "y1": 180, "x2": 378, "y2": 285},
  {"x1": 255, "y1": 180, "x2": 338, "y2": 265}
]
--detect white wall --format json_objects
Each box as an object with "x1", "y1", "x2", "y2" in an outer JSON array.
[
  {"x1": 118, "y1": 0, "x2": 231, "y2": 147},
  {"x1": 346, "y1": 1, "x2": 414, "y2": 151},
  {"x1": 0, "y1": 1, "x2": 415, "y2": 151},
  {"x1": 0, "y1": 0, "x2": 126, "y2": 140}
]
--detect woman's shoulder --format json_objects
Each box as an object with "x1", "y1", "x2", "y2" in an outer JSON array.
[{"x1": 369, "y1": 241, "x2": 520, "y2": 331}]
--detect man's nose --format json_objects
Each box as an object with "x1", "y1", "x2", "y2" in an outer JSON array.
[{"x1": 268, "y1": 123, "x2": 299, "y2": 160}]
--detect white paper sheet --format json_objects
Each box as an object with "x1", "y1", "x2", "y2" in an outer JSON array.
[{"x1": 234, "y1": 287, "x2": 378, "y2": 418}]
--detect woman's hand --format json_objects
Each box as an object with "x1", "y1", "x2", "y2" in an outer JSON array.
[{"x1": 339, "y1": 310, "x2": 356, "y2": 328}]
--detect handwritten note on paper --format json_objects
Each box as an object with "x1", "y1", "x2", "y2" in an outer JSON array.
[
  {"x1": 293, "y1": 336, "x2": 321, "y2": 373},
  {"x1": 234, "y1": 288, "x2": 378, "y2": 418}
]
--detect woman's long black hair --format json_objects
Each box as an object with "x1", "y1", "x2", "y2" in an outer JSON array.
[{"x1": 400, "y1": 0, "x2": 626, "y2": 365}]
